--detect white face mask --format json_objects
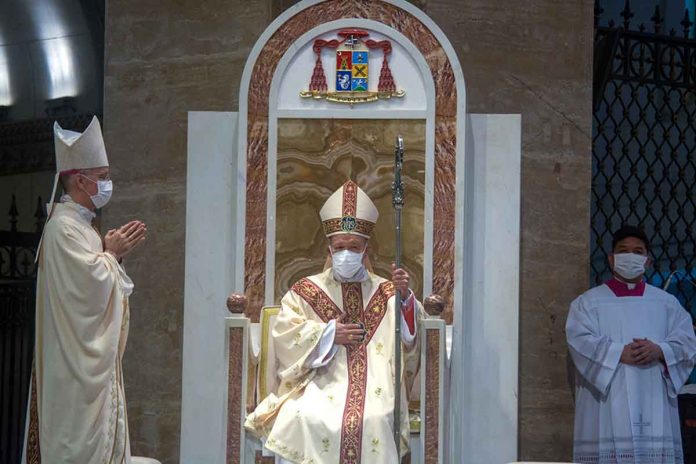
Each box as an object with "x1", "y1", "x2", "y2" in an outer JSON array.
[
  {"x1": 331, "y1": 249, "x2": 365, "y2": 279},
  {"x1": 81, "y1": 175, "x2": 113, "y2": 209},
  {"x1": 613, "y1": 253, "x2": 648, "y2": 280}
]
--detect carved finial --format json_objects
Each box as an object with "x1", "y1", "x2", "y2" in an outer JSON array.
[
  {"x1": 423, "y1": 294, "x2": 445, "y2": 318},
  {"x1": 620, "y1": 0, "x2": 634, "y2": 30},
  {"x1": 9, "y1": 194, "x2": 18, "y2": 233},
  {"x1": 226, "y1": 292, "x2": 247, "y2": 314},
  {"x1": 681, "y1": 9, "x2": 693, "y2": 38},
  {"x1": 594, "y1": 0, "x2": 604, "y2": 27},
  {"x1": 34, "y1": 195, "x2": 45, "y2": 234},
  {"x1": 651, "y1": 5, "x2": 663, "y2": 34}
]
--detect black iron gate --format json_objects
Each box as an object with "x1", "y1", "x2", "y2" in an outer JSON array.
[
  {"x1": 592, "y1": 1, "x2": 696, "y2": 320},
  {"x1": 592, "y1": 2, "x2": 696, "y2": 461},
  {"x1": 0, "y1": 195, "x2": 42, "y2": 464}
]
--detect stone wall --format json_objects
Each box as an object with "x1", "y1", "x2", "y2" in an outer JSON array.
[
  {"x1": 103, "y1": 2, "x2": 273, "y2": 462},
  {"x1": 103, "y1": 1, "x2": 593, "y2": 462}
]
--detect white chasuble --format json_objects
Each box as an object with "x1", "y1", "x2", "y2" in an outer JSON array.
[
  {"x1": 567, "y1": 279, "x2": 696, "y2": 464},
  {"x1": 23, "y1": 201, "x2": 134, "y2": 464},
  {"x1": 245, "y1": 269, "x2": 422, "y2": 464}
]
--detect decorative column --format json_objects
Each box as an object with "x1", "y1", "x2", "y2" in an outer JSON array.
[
  {"x1": 420, "y1": 314, "x2": 445, "y2": 464},
  {"x1": 225, "y1": 293, "x2": 250, "y2": 463}
]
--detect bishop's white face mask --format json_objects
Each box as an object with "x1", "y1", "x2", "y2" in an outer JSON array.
[
  {"x1": 331, "y1": 248, "x2": 365, "y2": 279},
  {"x1": 613, "y1": 253, "x2": 648, "y2": 280},
  {"x1": 81, "y1": 174, "x2": 113, "y2": 209}
]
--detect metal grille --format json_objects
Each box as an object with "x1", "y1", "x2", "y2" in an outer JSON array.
[
  {"x1": 592, "y1": 2, "x2": 696, "y2": 321},
  {"x1": 0, "y1": 194, "x2": 41, "y2": 464},
  {"x1": 0, "y1": 281, "x2": 35, "y2": 464}
]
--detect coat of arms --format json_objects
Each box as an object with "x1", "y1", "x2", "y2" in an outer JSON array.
[{"x1": 300, "y1": 29, "x2": 405, "y2": 104}]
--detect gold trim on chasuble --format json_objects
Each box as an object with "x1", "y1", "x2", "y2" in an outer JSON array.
[
  {"x1": 26, "y1": 366, "x2": 41, "y2": 464},
  {"x1": 320, "y1": 180, "x2": 375, "y2": 237},
  {"x1": 290, "y1": 278, "x2": 395, "y2": 463}
]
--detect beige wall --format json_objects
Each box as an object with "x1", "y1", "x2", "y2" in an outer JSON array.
[{"x1": 103, "y1": 1, "x2": 593, "y2": 462}]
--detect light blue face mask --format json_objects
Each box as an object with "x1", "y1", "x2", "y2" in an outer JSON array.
[
  {"x1": 331, "y1": 249, "x2": 365, "y2": 279},
  {"x1": 81, "y1": 174, "x2": 113, "y2": 209}
]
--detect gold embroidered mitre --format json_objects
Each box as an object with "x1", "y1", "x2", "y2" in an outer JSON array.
[{"x1": 319, "y1": 180, "x2": 378, "y2": 239}]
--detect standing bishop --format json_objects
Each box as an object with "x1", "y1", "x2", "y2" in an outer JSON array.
[
  {"x1": 245, "y1": 180, "x2": 423, "y2": 464},
  {"x1": 22, "y1": 117, "x2": 147, "y2": 464}
]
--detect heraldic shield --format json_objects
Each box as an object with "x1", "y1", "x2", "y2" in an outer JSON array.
[{"x1": 301, "y1": 29, "x2": 405, "y2": 103}]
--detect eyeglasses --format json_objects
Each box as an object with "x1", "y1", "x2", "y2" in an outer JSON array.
[{"x1": 79, "y1": 172, "x2": 111, "y2": 182}]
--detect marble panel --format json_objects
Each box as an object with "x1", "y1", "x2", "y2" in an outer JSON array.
[
  {"x1": 227, "y1": 326, "x2": 245, "y2": 464},
  {"x1": 424, "y1": 329, "x2": 441, "y2": 464},
  {"x1": 275, "y1": 118, "x2": 426, "y2": 301}
]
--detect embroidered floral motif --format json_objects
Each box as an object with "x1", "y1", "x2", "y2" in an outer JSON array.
[
  {"x1": 371, "y1": 438, "x2": 380, "y2": 453},
  {"x1": 322, "y1": 437, "x2": 330, "y2": 453},
  {"x1": 375, "y1": 342, "x2": 384, "y2": 355},
  {"x1": 374, "y1": 387, "x2": 383, "y2": 398}
]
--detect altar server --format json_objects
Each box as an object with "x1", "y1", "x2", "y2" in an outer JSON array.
[{"x1": 567, "y1": 225, "x2": 696, "y2": 464}]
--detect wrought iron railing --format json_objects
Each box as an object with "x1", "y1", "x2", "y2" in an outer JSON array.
[
  {"x1": 0, "y1": 281, "x2": 35, "y2": 464},
  {"x1": 0, "y1": 194, "x2": 42, "y2": 464},
  {"x1": 592, "y1": 1, "x2": 696, "y2": 324}
]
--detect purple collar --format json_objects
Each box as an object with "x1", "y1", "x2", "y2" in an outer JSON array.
[{"x1": 606, "y1": 278, "x2": 646, "y2": 297}]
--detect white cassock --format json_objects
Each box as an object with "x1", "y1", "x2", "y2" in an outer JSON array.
[
  {"x1": 566, "y1": 278, "x2": 696, "y2": 464},
  {"x1": 245, "y1": 268, "x2": 422, "y2": 464},
  {"x1": 23, "y1": 197, "x2": 133, "y2": 464}
]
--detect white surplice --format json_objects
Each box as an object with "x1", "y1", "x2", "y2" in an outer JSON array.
[{"x1": 566, "y1": 279, "x2": 696, "y2": 464}]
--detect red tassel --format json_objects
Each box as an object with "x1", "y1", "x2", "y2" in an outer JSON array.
[
  {"x1": 377, "y1": 57, "x2": 396, "y2": 93},
  {"x1": 309, "y1": 55, "x2": 328, "y2": 92}
]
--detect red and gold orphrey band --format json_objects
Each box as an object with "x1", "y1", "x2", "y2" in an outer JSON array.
[
  {"x1": 321, "y1": 217, "x2": 375, "y2": 237},
  {"x1": 291, "y1": 278, "x2": 394, "y2": 463},
  {"x1": 26, "y1": 366, "x2": 41, "y2": 464},
  {"x1": 342, "y1": 180, "x2": 357, "y2": 217},
  {"x1": 339, "y1": 283, "x2": 366, "y2": 464}
]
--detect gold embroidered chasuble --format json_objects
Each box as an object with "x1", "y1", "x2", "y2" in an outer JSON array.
[
  {"x1": 23, "y1": 202, "x2": 132, "y2": 464},
  {"x1": 246, "y1": 269, "x2": 422, "y2": 464}
]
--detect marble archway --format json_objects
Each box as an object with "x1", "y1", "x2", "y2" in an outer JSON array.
[
  {"x1": 234, "y1": 0, "x2": 466, "y2": 324},
  {"x1": 182, "y1": 1, "x2": 521, "y2": 463}
]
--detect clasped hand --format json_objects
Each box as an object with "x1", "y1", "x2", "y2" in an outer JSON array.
[
  {"x1": 335, "y1": 322, "x2": 365, "y2": 345},
  {"x1": 335, "y1": 264, "x2": 410, "y2": 346},
  {"x1": 105, "y1": 220, "x2": 147, "y2": 260},
  {"x1": 620, "y1": 338, "x2": 664, "y2": 365}
]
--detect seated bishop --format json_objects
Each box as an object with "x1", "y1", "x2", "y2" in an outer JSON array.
[{"x1": 245, "y1": 180, "x2": 424, "y2": 464}]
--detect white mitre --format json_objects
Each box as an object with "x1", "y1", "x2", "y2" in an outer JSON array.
[
  {"x1": 319, "y1": 180, "x2": 378, "y2": 239},
  {"x1": 37, "y1": 116, "x2": 109, "y2": 261},
  {"x1": 54, "y1": 116, "x2": 108, "y2": 172}
]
